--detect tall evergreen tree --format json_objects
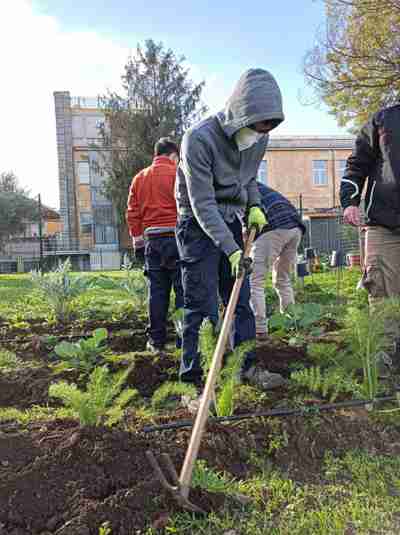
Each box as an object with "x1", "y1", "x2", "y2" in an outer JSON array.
[{"x1": 97, "y1": 39, "x2": 207, "y2": 225}]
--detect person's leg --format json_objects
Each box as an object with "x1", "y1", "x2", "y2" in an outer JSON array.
[
  {"x1": 249, "y1": 233, "x2": 277, "y2": 336},
  {"x1": 144, "y1": 238, "x2": 172, "y2": 349},
  {"x1": 273, "y1": 228, "x2": 302, "y2": 312},
  {"x1": 160, "y1": 236, "x2": 184, "y2": 349},
  {"x1": 176, "y1": 217, "x2": 219, "y2": 384},
  {"x1": 363, "y1": 226, "x2": 400, "y2": 305}
]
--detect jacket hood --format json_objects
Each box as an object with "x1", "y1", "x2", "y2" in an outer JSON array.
[{"x1": 217, "y1": 68, "x2": 284, "y2": 138}]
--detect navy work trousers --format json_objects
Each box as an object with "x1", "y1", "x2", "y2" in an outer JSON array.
[
  {"x1": 176, "y1": 215, "x2": 256, "y2": 383},
  {"x1": 144, "y1": 235, "x2": 183, "y2": 348}
]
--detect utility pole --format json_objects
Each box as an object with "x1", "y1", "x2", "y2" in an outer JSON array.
[{"x1": 38, "y1": 194, "x2": 43, "y2": 270}]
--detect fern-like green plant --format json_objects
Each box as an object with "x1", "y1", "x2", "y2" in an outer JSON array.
[
  {"x1": 291, "y1": 366, "x2": 358, "y2": 402},
  {"x1": 31, "y1": 258, "x2": 93, "y2": 321},
  {"x1": 197, "y1": 319, "x2": 253, "y2": 417},
  {"x1": 53, "y1": 328, "x2": 108, "y2": 376},
  {"x1": 217, "y1": 340, "x2": 254, "y2": 417},
  {"x1": 151, "y1": 381, "x2": 198, "y2": 409},
  {"x1": 49, "y1": 365, "x2": 138, "y2": 426},
  {"x1": 199, "y1": 319, "x2": 218, "y2": 376},
  {"x1": 343, "y1": 302, "x2": 400, "y2": 399}
]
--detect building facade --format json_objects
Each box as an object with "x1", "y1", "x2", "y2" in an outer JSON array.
[
  {"x1": 54, "y1": 92, "x2": 120, "y2": 269},
  {"x1": 256, "y1": 136, "x2": 354, "y2": 212}
]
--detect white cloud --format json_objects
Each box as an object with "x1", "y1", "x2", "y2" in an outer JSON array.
[{"x1": 0, "y1": 0, "x2": 129, "y2": 208}]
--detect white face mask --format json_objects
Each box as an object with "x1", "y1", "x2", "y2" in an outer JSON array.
[{"x1": 235, "y1": 127, "x2": 264, "y2": 151}]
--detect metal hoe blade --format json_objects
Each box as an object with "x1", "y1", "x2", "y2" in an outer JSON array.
[{"x1": 146, "y1": 451, "x2": 205, "y2": 514}]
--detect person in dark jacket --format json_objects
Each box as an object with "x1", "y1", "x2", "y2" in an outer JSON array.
[
  {"x1": 250, "y1": 183, "x2": 305, "y2": 339},
  {"x1": 175, "y1": 68, "x2": 287, "y2": 409},
  {"x1": 340, "y1": 104, "x2": 400, "y2": 305}
]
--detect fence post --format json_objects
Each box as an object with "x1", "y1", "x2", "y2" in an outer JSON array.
[{"x1": 38, "y1": 194, "x2": 43, "y2": 270}]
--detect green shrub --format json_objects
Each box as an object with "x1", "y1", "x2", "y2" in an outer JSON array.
[
  {"x1": 49, "y1": 365, "x2": 137, "y2": 427},
  {"x1": 307, "y1": 342, "x2": 340, "y2": 367}
]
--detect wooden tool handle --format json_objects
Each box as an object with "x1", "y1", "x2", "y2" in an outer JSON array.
[{"x1": 179, "y1": 227, "x2": 257, "y2": 497}]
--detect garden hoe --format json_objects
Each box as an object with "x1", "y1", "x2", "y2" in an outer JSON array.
[{"x1": 146, "y1": 227, "x2": 257, "y2": 514}]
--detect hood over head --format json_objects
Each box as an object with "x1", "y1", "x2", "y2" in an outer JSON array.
[{"x1": 218, "y1": 68, "x2": 284, "y2": 138}]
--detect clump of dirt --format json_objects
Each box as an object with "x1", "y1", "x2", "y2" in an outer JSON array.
[
  {"x1": 122, "y1": 351, "x2": 178, "y2": 397},
  {"x1": 0, "y1": 367, "x2": 78, "y2": 409},
  {"x1": 0, "y1": 420, "x2": 227, "y2": 535},
  {"x1": 256, "y1": 339, "x2": 309, "y2": 377}
]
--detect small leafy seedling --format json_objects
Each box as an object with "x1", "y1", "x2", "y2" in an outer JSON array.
[{"x1": 53, "y1": 328, "x2": 108, "y2": 376}]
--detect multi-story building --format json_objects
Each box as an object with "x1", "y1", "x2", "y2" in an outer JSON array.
[{"x1": 54, "y1": 92, "x2": 120, "y2": 269}]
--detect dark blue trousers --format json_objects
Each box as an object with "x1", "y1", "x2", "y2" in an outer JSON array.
[
  {"x1": 176, "y1": 216, "x2": 256, "y2": 383},
  {"x1": 144, "y1": 236, "x2": 183, "y2": 348}
]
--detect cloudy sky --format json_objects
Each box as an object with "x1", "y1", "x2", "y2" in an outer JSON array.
[{"x1": 0, "y1": 1, "x2": 347, "y2": 209}]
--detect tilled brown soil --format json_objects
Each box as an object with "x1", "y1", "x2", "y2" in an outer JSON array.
[
  {"x1": 256, "y1": 338, "x2": 309, "y2": 377},
  {"x1": 1, "y1": 412, "x2": 400, "y2": 534}
]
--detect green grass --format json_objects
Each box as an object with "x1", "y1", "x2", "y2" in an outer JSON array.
[{"x1": 160, "y1": 451, "x2": 400, "y2": 535}]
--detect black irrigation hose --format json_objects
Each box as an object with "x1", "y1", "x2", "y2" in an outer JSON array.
[{"x1": 142, "y1": 395, "x2": 398, "y2": 433}]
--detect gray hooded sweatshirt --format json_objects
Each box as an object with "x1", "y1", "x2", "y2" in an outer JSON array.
[{"x1": 175, "y1": 68, "x2": 284, "y2": 257}]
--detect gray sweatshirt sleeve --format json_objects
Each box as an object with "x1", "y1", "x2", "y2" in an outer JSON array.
[
  {"x1": 180, "y1": 133, "x2": 240, "y2": 257},
  {"x1": 246, "y1": 176, "x2": 262, "y2": 207}
]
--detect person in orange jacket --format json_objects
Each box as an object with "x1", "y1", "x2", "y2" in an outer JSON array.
[{"x1": 126, "y1": 138, "x2": 183, "y2": 352}]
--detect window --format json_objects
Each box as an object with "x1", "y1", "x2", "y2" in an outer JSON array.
[
  {"x1": 337, "y1": 159, "x2": 347, "y2": 178},
  {"x1": 77, "y1": 161, "x2": 90, "y2": 184},
  {"x1": 312, "y1": 160, "x2": 328, "y2": 186},
  {"x1": 257, "y1": 160, "x2": 268, "y2": 184},
  {"x1": 80, "y1": 212, "x2": 92, "y2": 234},
  {"x1": 95, "y1": 224, "x2": 117, "y2": 244}
]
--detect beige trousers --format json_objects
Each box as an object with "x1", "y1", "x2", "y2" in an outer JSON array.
[
  {"x1": 250, "y1": 228, "x2": 302, "y2": 334},
  {"x1": 363, "y1": 226, "x2": 400, "y2": 306}
]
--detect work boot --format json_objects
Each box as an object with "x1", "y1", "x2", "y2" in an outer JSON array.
[
  {"x1": 242, "y1": 366, "x2": 287, "y2": 390},
  {"x1": 146, "y1": 340, "x2": 165, "y2": 354}
]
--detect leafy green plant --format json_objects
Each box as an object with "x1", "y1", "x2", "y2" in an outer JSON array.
[
  {"x1": 49, "y1": 365, "x2": 137, "y2": 427},
  {"x1": 0, "y1": 350, "x2": 22, "y2": 369},
  {"x1": 30, "y1": 258, "x2": 93, "y2": 321},
  {"x1": 198, "y1": 319, "x2": 252, "y2": 417},
  {"x1": 269, "y1": 303, "x2": 324, "y2": 342},
  {"x1": 151, "y1": 381, "x2": 198, "y2": 409},
  {"x1": 53, "y1": 328, "x2": 108, "y2": 376},
  {"x1": 291, "y1": 366, "x2": 358, "y2": 402},
  {"x1": 307, "y1": 342, "x2": 340, "y2": 367},
  {"x1": 343, "y1": 304, "x2": 397, "y2": 399},
  {"x1": 217, "y1": 341, "x2": 254, "y2": 417},
  {"x1": 98, "y1": 521, "x2": 112, "y2": 535},
  {"x1": 192, "y1": 459, "x2": 233, "y2": 493}
]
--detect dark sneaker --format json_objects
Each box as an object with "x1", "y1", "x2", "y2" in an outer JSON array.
[
  {"x1": 242, "y1": 366, "x2": 287, "y2": 390},
  {"x1": 146, "y1": 341, "x2": 165, "y2": 354}
]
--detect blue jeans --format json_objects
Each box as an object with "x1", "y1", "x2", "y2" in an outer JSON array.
[
  {"x1": 176, "y1": 216, "x2": 256, "y2": 383},
  {"x1": 144, "y1": 236, "x2": 183, "y2": 348}
]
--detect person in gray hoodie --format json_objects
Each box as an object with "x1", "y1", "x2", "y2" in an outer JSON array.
[{"x1": 176, "y1": 69, "x2": 287, "y2": 407}]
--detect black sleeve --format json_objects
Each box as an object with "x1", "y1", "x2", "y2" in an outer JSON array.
[{"x1": 340, "y1": 115, "x2": 379, "y2": 209}]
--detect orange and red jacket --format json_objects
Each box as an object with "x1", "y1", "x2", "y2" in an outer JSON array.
[{"x1": 126, "y1": 156, "x2": 178, "y2": 238}]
